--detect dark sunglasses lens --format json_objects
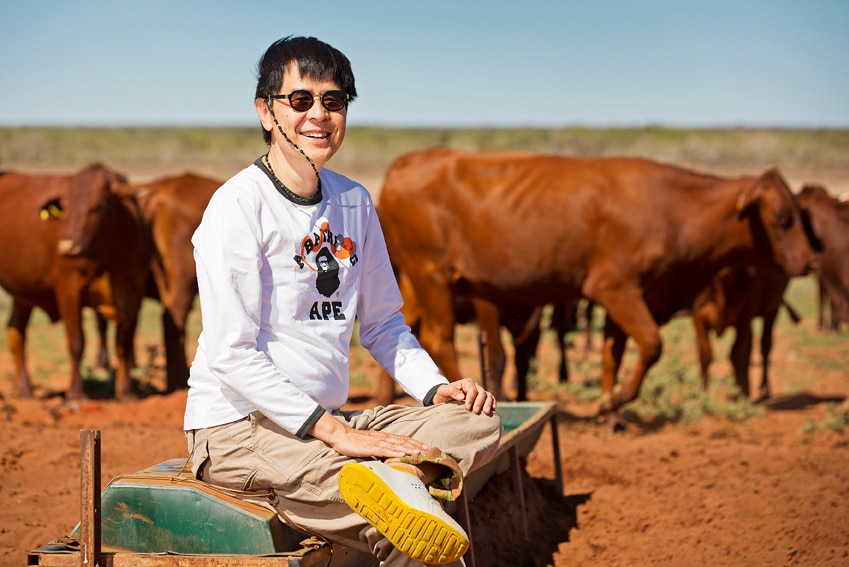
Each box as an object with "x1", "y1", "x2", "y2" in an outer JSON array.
[
  {"x1": 322, "y1": 91, "x2": 347, "y2": 111},
  {"x1": 288, "y1": 91, "x2": 314, "y2": 111}
]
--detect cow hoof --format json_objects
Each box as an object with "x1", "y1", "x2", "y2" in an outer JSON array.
[
  {"x1": 598, "y1": 412, "x2": 626, "y2": 432},
  {"x1": 65, "y1": 390, "x2": 88, "y2": 402},
  {"x1": 596, "y1": 395, "x2": 613, "y2": 415}
]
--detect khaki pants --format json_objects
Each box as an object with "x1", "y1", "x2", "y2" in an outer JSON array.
[{"x1": 186, "y1": 402, "x2": 502, "y2": 566}]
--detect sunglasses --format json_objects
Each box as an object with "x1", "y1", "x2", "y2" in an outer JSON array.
[{"x1": 268, "y1": 90, "x2": 349, "y2": 113}]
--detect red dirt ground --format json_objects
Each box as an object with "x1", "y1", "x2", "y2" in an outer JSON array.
[{"x1": 1, "y1": 307, "x2": 848, "y2": 566}]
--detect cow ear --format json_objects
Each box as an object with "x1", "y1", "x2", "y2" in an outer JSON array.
[
  {"x1": 736, "y1": 169, "x2": 785, "y2": 219},
  {"x1": 736, "y1": 177, "x2": 764, "y2": 219},
  {"x1": 39, "y1": 197, "x2": 64, "y2": 221},
  {"x1": 107, "y1": 168, "x2": 129, "y2": 188}
]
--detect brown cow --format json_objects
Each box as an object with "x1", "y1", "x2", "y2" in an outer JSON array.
[
  {"x1": 690, "y1": 264, "x2": 800, "y2": 402},
  {"x1": 378, "y1": 148, "x2": 816, "y2": 421},
  {"x1": 797, "y1": 184, "x2": 849, "y2": 331},
  {"x1": 0, "y1": 164, "x2": 151, "y2": 400},
  {"x1": 131, "y1": 172, "x2": 221, "y2": 392}
]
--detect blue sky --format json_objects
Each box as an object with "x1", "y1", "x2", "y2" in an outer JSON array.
[{"x1": 1, "y1": 0, "x2": 847, "y2": 128}]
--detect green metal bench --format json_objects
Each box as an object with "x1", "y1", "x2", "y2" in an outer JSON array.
[{"x1": 27, "y1": 402, "x2": 561, "y2": 567}]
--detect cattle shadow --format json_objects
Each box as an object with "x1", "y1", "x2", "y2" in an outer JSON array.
[
  {"x1": 554, "y1": 391, "x2": 849, "y2": 434},
  {"x1": 29, "y1": 372, "x2": 118, "y2": 401},
  {"x1": 556, "y1": 407, "x2": 656, "y2": 434},
  {"x1": 761, "y1": 392, "x2": 847, "y2": 412},
  {"x1": 76, "y1": 366, "x2": 171, "y2": 400},
  {"x1": 75, "y1": 366, "x2": 116, "y2": 399}
]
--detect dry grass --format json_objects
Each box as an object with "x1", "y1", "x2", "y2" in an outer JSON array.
[{"x1": 2, "y1": 126, "x2": 848, "y2": 197}]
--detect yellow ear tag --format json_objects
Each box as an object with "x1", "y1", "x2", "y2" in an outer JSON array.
[
  {"x1": 736, "y1": 193, "x2": 746, "y2": 211},
  {"x1": 40, "y1": 209, "x2": 50, "y2": 221}
]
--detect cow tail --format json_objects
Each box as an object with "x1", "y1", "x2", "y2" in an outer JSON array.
[
  {"x1": 513, "y1": 307, "x2": 544, "y2": 345},
  {"x1": 782, "y1": 300, "x2": 802, "y2": 324}
]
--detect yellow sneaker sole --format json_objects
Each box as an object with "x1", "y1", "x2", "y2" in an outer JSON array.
[{"x1": 338, "y1": 462, "x2": 468, "y2": 564}]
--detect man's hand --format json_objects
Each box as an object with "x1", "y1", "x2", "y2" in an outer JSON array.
[
  {"x1": 432, "y1": 377, "x2": 496, "y2": 415},
  {"x1": 309, "y1": 411, "x2": 428, "y2": 458}
]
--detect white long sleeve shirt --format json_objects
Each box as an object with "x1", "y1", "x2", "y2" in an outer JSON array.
[{"x1": 183, "y1": 159, "x2": 447, "y2": 437}]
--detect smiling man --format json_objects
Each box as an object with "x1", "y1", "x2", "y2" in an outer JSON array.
[{"x1": 182, "y1": 35, "x2": 502, "y2": 566}]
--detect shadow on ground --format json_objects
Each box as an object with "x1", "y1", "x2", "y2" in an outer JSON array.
[
  {"x1": 762, "y1": 391, "x2": 846, "y2": 411},
  {"x1": 468, "y1": 462, "x2": 589, "y2": 567}
]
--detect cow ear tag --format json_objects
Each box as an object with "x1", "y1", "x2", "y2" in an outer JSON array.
[{"x1": 39, "y1": 199, "x2": 64, "y2": 220}]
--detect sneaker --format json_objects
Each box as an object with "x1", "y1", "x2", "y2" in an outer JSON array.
[{"x1": 338, "y1": 460, "x2": 469, "y2": 564}]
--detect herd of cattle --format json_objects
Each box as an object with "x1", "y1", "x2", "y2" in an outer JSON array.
[{"x1": 1, "y1": 149, "x2": 847, "y2": 423}]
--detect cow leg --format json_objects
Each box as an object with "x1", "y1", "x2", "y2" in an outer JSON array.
[
  {"x1": 830, "y1": 293, "x2": 845, "y2": 331},
  {"x1": 156, "y1": 256, "x2": 198, "y2": 392},
  {"x1": 595, "y1": 291, "x2": 662, "y2": 415},
  {"x1": 473, "y1": 299, "x2": 506, "y2": 400},
  {"x1": 583, "y1": 301, "x2": 596, "y2": 355},
  {"x1": 600, "y1": 317, "x2": 626, "y2": 400},
  {"x1": 95, "y1": 313, "x2": 111, "y2": 370},
  {"x1": 57, "y1": 294, "x2": 87, "y2": 401},
  {"x1": 400, "y1": 263, "x2": 464, "y2": 386},
  {"x1": 500, "y1": 305, "x2": 541, "y2": 402},
  {"x1": 511, "y1": 323, "x2": 539, "y2": 402},
  {"x1": 729, "y1": 323, "x2": 753, "y2": 399},
  {"x1": 551, "y1": 303, "x2": 576, "y2": 383},
  {"x1": 415, "y1": 289, "x2": 462, "y2": 385},
  {"x1": 161, "y1": 308, "x2": 189, "y2": 392},
  {"x1": 599, "y1": 318, "x2": 629, "y2": 430},
  {"x1": 112, "y1": 318, "x2": 138, "y2": 401},
  {"x1": 7, "y1": 302, "x2": 35, "y2": 398},
  {"x1": 756, "y1": 311, "x2": 779, "y2": 402},
  {"x1": 111, "y1": 290, "x2": 142, "y2": 401},
  {"x1": 374, "y1": 270, "x2": 425, "y2": 405},
  {"x1": 691, "y1": 313, "x2": 713, "y2": 392}
]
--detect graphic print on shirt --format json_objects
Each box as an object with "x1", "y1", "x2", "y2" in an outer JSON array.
[{"x1": 294, "y1": 219, "x2": 358, "y2": 320}]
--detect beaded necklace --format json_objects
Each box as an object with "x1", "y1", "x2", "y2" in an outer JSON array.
[
  {"x1": 268, "y1": 105, "x2": 321, "y2": 180},
  {"x1": 262, "y1": 104, "x2": 324, "y2": 204},
  {"x1": 261, "y1": 153, "x2": 322, "y2": 205}
]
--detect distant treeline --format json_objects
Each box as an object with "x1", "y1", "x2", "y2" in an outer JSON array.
[{"x1": 2, "y1": 126, "x2": 847, "y2": 185}]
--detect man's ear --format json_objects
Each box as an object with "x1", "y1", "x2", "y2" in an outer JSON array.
[{"x1": 255, "y1": 97, "x2": 274, "y2": 132}]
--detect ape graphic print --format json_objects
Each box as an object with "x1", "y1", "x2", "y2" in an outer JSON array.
[
  {"x1": 314, "y1": 248, "x2": 339, "y2": 297},
  {"x1": 294, "y1": 219, "x2": 359, "y2": 320}
]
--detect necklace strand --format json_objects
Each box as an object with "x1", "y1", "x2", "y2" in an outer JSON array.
[
  {"x1": 262, "y1": 154, "x2": 322, "y2": 202},
  {"x1": 268, "y1": 108, "x2": 321, "y2": 182}
]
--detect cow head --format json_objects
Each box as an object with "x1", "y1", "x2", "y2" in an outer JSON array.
[
  {"x1": 735, "y1": 168, "x2": 817, "y2": 278},
  {"x1": 56, "y1": 163, "x2": 129, "y2": 258}
]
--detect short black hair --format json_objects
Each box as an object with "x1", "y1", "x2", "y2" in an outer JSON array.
[{"x1": 255, "y1": 36, "x2": 357, "y2": 144}]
